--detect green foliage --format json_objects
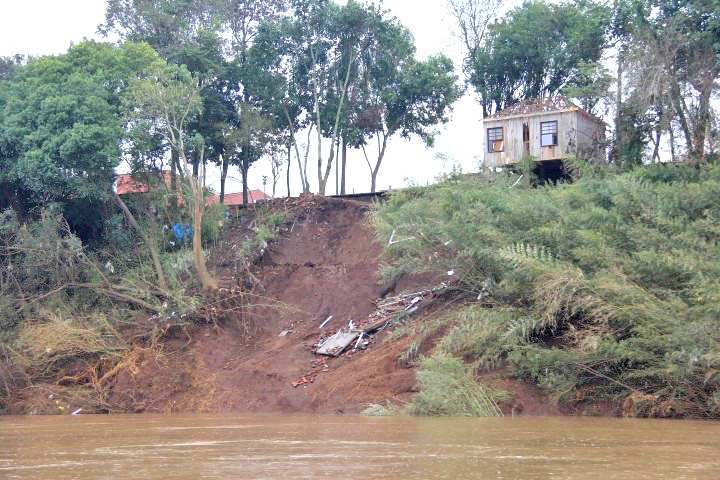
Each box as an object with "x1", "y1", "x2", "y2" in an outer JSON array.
[
  {"x1": 0, "y1": 41, "x2": 160, "y2": 207},
  {"x1": 468, "y1": 0, "x2": 610, "y2": 116},
  {"x1": 374, "y1": 164, "x2": 720, "y2": 417},
  {"x1": 408, "y1": 354, "x2": 509, "y2": 416},
  {"x1": 437, "y1": 308, "x2": 553, "y2": 371},
  {"x1": 561, "y1": 60, "x2": 613, "y2": 114},
  {"x1": 201, "y1": 202, "x2": 227, "y2": 246},
  {"x1": 267, "y1": 211, "x2": 287, "y2": 229},
  {"x1": 362, "y1": 403, "x2": 404, "y2": 416},
  {"x1": 234, "y1": 208, "x2": 289, "y2": 265},
  {"x1": 105, "y1": 213, "x2": 132, "y2": 252}
]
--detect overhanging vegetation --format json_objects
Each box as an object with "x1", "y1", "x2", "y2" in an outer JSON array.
[{"x1": 373, "y1": 163, "x2": 720, "y2": 418}]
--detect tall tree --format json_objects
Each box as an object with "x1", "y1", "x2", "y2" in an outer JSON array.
[
  {"x1": 0, "y1": 41, "x2": 158, "y2": 206},
  {"x1": 301, "y1": 0, "x2": 379, "y2": 195},
  {"x1": 217, "y1": 0, "x2": 289, "y2": 203},
  {"x1": 357, "y1": 52, "x2": 463, "y2": 192},
  {"x1": 250, "y1": 16, "x2": 311, "y2": 193},
  {"x1": 0, "y1": 41, "x2": 170, "y2": 290},
  {"x1": 126, "y1": 62, "x2": 219, "y2": 290},
  {"x1": 99, "y1": 0, "x2": 218, "y2": 59},
  {"x1": 466, "y1": 0, "x2": 610, "y2": 116},
  {"x1": 624, "y1": 0, "x2": 720, "y2": 161},
  {"x1": 255, "y1": 0, "x2": 388, "y2": 195}
]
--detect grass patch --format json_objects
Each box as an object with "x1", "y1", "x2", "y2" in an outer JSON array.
[
  {"x1": 362, "y1": 403, "x2": 404, "y2": 416},
  {"x1": 408, "y1": 354, "x2": 509, "y2": 416}
]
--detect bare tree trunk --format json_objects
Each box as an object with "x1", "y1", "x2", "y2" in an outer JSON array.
[
  {"x1": 111, "y1": 191, "x2": 169, "y2": 293},
  {"x1": 286, "y1": 143, "x2": 291, "y2": 197},
  {"x1": 310, "y1": 45, "x2": 324, "y2": 194},
  {"x1": 319, "y1": 51, "x2": 355, "y2": 195},
  {"x1": 340, "y1": 136, "x2": 347, "y2": 195},
  {"x1": 220, "y1": 154, "x2": 229, "y2": 204},
  {"x1": 669, "y1": 77, "x2": 694, "y2": 155},
  {"x1": 241, "y1": 150, "x2": 249, "y2": 205},
  {"x1": 335, "y1": 134, "x2": 340, "y2": 195},
  {"x1": 170, "y1": 149, "x2": 178, "y2": 209},
  {"x1": 692, "y1": 81, "x2": 713, "y2": 160},
  {"x1": 371, "y1": 132, "x2": 389, "y2": 193},
  {"x1": 192, "y1": 150, "x2": 200, "y2": 178},
  {"x1": 282, "y1": 105, "x2": 310, "y2": 193},
  {"x1": 652, "y1": 122, "x2": 661, "y2": 163},
  {"x1": 300, "y1": 125, "x2": 312, "y2": 193},
  {"x1": 176, "y1": 140, "x2": 218, "y2": 290},
  {"x1": 614, "y1": 45, "x2": 624, "y2": 164},
  {"x1": 202, "y1": 156, "x2": 207, "y2": 189},
  {"x1": 669, "y1": 124, "x2": 677, "y2": 162}
]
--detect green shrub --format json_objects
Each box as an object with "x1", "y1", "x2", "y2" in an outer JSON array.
[
  {"x1": 408, "y1": 354, "x2": 509, "y2": 416},
  {"x1": 267, "y1": 211, "x2": 287, "y2": 229},
  {"x1": 374, "y1": 163, "x2": 720, "y2": 417},
  {"x1": 201, "y1": 202, "x2": 227, "y2": 245},
  {"x1": 362, "y1": 403, "x2": 403, "y2": 416},
  {"x1": 104, "y1": 213, "x2": 132, "y2": 252}
]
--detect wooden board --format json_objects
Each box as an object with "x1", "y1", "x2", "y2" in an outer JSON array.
[{"x1": 315, "y1": 330, "x2": 361, "y2": 356}]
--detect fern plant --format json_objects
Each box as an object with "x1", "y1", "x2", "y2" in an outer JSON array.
[{"x1": 498, "y1": 242, "x2": 555, "y2": 268}]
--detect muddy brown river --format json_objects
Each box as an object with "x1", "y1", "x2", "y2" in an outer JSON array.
[{"x1": 1, "y1": 414, "x2": 718, "y2": 479}]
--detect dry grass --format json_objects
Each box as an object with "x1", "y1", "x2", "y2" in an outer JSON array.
[{"x1": 16, "y1": 310, "x2": 127, "y2": 375}]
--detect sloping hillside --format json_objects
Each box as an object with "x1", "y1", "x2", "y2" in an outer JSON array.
[{"x1": 101, "y1": 196, "x2": 426, "y2": 413}]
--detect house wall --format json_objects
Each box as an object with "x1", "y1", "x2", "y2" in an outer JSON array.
[
  {"x1": 483, "y1": 110, "x2": 604, "y2": 168},
  {"x1": 574, "y1": 112, "x2": 607, "y2": 162}
]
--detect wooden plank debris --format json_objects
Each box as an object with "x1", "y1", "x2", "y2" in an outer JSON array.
[
  {"x1": 315, "y1": 329, "x2": 361, "y2": 356},
  {"x1": 319, "y1": 316, "x2": 332, "y2": 329}
]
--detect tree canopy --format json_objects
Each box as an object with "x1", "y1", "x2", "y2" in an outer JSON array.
[
  {"x1": 0, "y1": 41, "x2": 160, "y2": 210},
  {"x1": 465, "y1": 0, "x2": 610, "y2": 117}
]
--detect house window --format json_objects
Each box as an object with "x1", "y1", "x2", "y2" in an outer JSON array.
[
  {"x1": 487, "y1": 127, "x2": 504, "y2": 152},
  {"x1": 541, "y1": 121, "x2": 558, "y2": 146}
]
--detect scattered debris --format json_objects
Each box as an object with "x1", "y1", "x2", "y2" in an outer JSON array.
[
  {"x1": 388, "y1": 229, "x2": 416, "y2": 245},
  {"x1": 71, "y1": 408, "x2": 82, "y2": 416},
  {"x1": 279, "y1": 330, "x2": 290, "y2": 337},
  {"x1": 447, "y1": 269, "x2": 455, "y2": 276},
  {"x1": 292, "y1": 375, "x2": 310, "y2": 388},
  {"x1": 315, "y1": 329, "x2": 362, "y2": 356},
  {"x1": 319, "y1": 316, "x2": 332, "y2": 329},
  {"x1": 292, "y1": 358, "x2": 329, "y2": 387},
  {"x1": 406, "y1": 296, "x2": 422, "y2": 311},
  {"x1": 354, "y1": 332, "x2": 364, "y2": 350}
]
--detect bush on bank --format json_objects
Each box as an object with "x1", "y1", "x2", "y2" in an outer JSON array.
[{"x1": 374, "y1": 163, "x2": 720, "y2": 418}]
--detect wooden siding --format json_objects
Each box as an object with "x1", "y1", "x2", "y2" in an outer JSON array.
[
  {"x1": 483, "y1": 110, "x2": 605, "y2": 168},
  {"x1": 574, "y1": 112, "x2": 607, "y2": 161}
]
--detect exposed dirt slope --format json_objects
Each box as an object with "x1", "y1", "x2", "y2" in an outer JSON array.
[{"x1": 108, "y1": 196, "x2": 419, "y2": 413}]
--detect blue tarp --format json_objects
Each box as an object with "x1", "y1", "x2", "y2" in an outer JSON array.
[{"x1": 172, "y1": 224, "x2": 193, "y2": 244}]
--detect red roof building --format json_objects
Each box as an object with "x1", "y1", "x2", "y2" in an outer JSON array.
[
  {"x1": 116, "y1": 171, "x2": 272, "y2": 205},
  {"x1": 115, "y1": 171, "x2": 173, "y2": 195},
  {"x1": 206, "y1": 190, "x2": 272, "y2": 206}
]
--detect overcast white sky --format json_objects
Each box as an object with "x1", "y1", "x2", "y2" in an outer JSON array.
[{"x1": 0, "y1": 0, "x2": 489, "y2": 196}]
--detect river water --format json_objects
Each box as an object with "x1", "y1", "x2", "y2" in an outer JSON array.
[{"x1": 1, "y1": 414, "x2": 718, "y2": 479}]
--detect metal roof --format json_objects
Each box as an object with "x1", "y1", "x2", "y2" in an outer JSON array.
[{"x1": 486, "y1": 96, "x2": 605, "y2": 124}]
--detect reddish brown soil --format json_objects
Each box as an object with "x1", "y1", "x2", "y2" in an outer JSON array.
[
  {"x1": 101, "y1": 196, "x2": 558, "y2": 415},
  {"x1": 103, "y1": 197, "x2": 412, "y2": 413}
]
